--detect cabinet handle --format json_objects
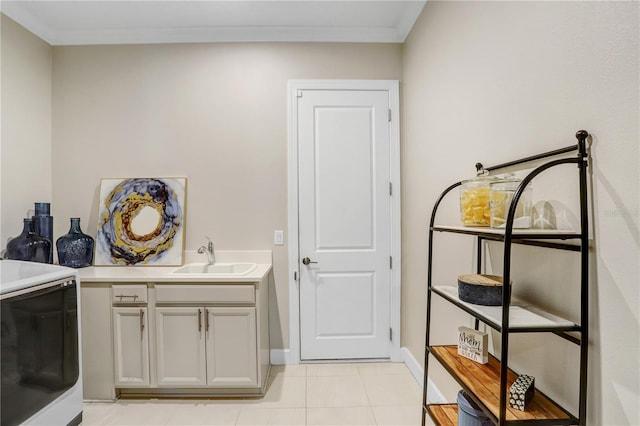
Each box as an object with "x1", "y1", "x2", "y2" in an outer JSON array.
[
  {"x1": 139, "y1": 309, "x2": 145, "y2": 333},
  {"x1": 115, "y1": 294, "x2": 139, "y2": 302},
  {"x1": 198, "y1": 309, "x2": 202, "y2": 332},
  {"x1": 205, "y1": 309, "x2": 210, "y2": 332}
]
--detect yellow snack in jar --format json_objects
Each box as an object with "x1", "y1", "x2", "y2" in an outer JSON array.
[{"x1": 460, "y1": 187, "x2": 491, "y2": 226}]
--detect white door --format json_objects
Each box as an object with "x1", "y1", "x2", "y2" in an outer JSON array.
[{"x1": 298, "y1": 88, "x2": 392, "y2": 360}]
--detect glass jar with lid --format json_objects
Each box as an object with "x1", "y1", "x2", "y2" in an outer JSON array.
[
  {"x1": 459, "y1": 165, "x2": 499, "y2": 227},
  {"x1": 489, "y1": 179, "x2": 533, "y2": 229}
]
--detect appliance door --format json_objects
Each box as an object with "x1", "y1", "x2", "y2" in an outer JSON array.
[{"x1": 1, "y1": 279, "x2": 79, "y2": 426}]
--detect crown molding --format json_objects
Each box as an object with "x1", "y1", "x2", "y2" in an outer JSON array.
[{"x1": 1, "y1": 1, "x2": 426, "y2": 46}]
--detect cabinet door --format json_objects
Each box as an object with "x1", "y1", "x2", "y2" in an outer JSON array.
[
  {"x1": 205, "y1": 307, "x2": 258, "y2": 387},
  {"x1": 155, "y1": 307, "x2": 206, "y2": 387},
  {"x1": 112, "y1": 307, "x2": 149, "y2": 387}
]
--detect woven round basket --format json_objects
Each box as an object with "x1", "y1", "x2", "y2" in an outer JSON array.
[{"x1": 457, "y1": 274, "x2": 511, "y2": 306}]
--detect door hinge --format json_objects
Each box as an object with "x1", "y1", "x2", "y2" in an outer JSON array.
[
  {"x1": 389, "y1": 327, "x2": 393, "y2": 341},
  {"x1": 389, "y1": 256, "x2": 392, "y2": 269},
  {"x1": 389, "y1": 182, "x2": 392, "y2": 196},
  {"x1": 388, "y1": 109, "x2": 392, "y2": 122}
]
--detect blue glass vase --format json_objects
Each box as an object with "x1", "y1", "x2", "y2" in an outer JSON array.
[
  {"x1": 56, "y1": 218, "x2": 95, "y2": 268},
  {"x1": 32, "y1": 202, "x2": 54, "y2": 263},
  {"x1": 6, "y1": 218, "x2": 52, "y2": 263}
]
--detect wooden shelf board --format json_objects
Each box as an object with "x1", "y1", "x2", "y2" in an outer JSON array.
[
  {"x1": 429, "y1": 346, "x2": 573, "y2": 423},
  {"x1": 426, "y1": 404, "x2": 458, "y2": 426},
  {"x1": 432, "y1": 285, "x2": 578, "y2": 331}
]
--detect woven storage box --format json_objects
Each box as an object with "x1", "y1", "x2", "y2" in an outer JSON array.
[{"x1": 457, "y1": 274, "x2": 511, "y2": 306}]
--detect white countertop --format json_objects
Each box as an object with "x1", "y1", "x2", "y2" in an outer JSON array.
[{"x1": 77, "y1": 250, "x2": 272, "y2": 283}]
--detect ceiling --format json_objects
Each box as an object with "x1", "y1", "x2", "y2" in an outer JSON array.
[{"x1": 0, "y1": 1, "x2": 426, "y2": 46}]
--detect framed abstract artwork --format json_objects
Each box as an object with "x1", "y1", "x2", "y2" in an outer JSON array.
[{"x1": 95, "y1": 177, "x2": 187, "y2": 266}]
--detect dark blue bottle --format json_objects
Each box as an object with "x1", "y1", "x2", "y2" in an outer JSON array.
[
  {"x1": 6, "y1": 218, "x2": 52, "y2": 263},
  {"x1": 32, "y1": 202, "x2": 53, "y2": 263},
  {"x1": 56, "y1": 218, "x2": 94, "y2": 268}
]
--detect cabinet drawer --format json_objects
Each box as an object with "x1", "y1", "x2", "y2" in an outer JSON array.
[
  {"x1": 156, "y1": 285, "x2": 255, "y2": 304},
  {"x1": 112, "y1": 285, "x2": 148, "y2": 304}
]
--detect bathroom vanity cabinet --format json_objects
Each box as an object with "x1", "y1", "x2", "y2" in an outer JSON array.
[
  {"x1": 78, "y1": 258, "x2": 272, "y2": 400},
  {"x1": 154, "y1": 285, "x2": 259, "y2": 388}
]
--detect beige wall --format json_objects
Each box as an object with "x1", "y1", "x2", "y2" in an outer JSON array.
[
  {"x1": 51, "y1": 42, "x2": 403, "y2": 350},
  {"x1": 402, "y1": 2, "x2": 639, "y2": 425},
  {"x1": 3, "y1": 4, "x2": 639, "y2": 423},
  {"x1": 1, "y1": 14, "x2": 53, "y2": 245}
]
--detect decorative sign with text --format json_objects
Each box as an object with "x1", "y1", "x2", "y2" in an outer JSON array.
[{"x1": 458, "y1": 326, "x2": 488, "y2": 364}]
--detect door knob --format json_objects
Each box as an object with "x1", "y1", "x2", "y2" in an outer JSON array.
[{"x1": 302, "y1": 257, "x2": 318, "y2": 265}]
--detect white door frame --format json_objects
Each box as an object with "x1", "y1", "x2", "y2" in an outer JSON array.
[{"x1": 287, "y1": 79, "x2": 401, "y2": 364}]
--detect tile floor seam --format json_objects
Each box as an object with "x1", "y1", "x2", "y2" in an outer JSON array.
[
  {"x1": 232, "y1": 403, "x2": 240, "y2": 426},
  {"x1": 304, "y1": 374, "x2": 308, "y2": 425},
  {"x1": 358, "y1": 369, "x2": 376, "y2": 413},
  {"x1": 306, "y1": 404, "x2": 373, "y2": 408}
]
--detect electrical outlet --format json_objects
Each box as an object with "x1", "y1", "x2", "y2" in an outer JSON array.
[{"x1": 274, "y1": 230, "x2": 284, "y2": 245}]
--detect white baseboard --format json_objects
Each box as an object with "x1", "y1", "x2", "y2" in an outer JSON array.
[
  {"x1": 401, "y1": 347, "x2": 445, "y2": 404},
  {"x1": 401, "y1": 346, "x2": 424, "y2": 387},
  {"x1": 270, "y1": 349, "x2": 291, "y2": 365}
]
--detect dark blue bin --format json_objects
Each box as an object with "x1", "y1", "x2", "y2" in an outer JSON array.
[{"x1": 457, "y1": 390, "x2": 492, "y2": 426}]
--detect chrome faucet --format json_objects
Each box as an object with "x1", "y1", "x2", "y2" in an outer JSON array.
[{"x1": 197, "y1": 237, "x2": 215, "y2": 265}]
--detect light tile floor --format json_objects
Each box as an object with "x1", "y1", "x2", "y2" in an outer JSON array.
[{"x1": 82, "y1": 362, "x2": 423, "y2": 426}]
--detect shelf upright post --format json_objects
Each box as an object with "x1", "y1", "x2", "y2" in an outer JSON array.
[
  {"x1": 499, "y1": 164, "x2": 546, "y2": 425},
  {"x1": 576, "y1": 130, "x2": 590, "y2": 426},
  {"x1": 422, "y1": 181, "x2": 462, "y2": 426},
  {"x1": 475, "y1": 236, "x2": 484, "y2": 331},
  {"x1": 422, "y1": 222, "x2": 434, "y2": 426},
  {"x1": 499, "y1": 224, "x2": 514, "y2": 425}
]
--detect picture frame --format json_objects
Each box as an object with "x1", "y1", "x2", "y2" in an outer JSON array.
[{"x1": 95, "y1": 177, "x2": 187, "y2": 266}]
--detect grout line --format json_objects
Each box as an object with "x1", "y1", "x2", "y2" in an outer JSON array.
[
  {"x1": 357, "y1": 365, "x2": 379, "y2": 425},
  {"x1": 357, "y1": 367, "x2": 376, "y2": 423},
  {"x1": 233, "y1": 400, "x2": 241, "y2": 426},
  {"x1": 304, "y1": 369, "x2": 308, "y2": 425}
]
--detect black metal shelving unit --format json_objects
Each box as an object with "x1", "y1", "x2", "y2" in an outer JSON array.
[{"x1": 421, "y1": 130, "x2": 590, "y2": 426}]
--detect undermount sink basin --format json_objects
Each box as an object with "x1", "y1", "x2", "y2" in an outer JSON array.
[{"x1": 172, "y1": 262, "x2": 257, "y2": 275}]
